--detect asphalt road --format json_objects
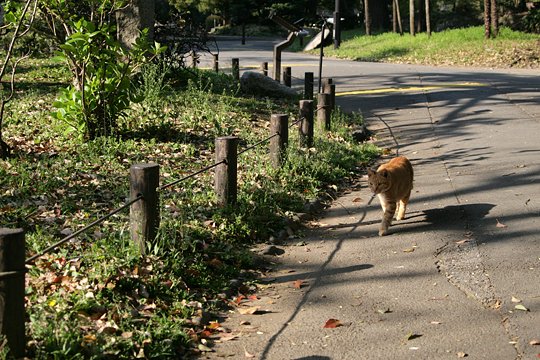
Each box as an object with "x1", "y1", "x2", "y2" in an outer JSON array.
[{"x1": 198, "y1": 38, "x2": 540, "y2": 360}]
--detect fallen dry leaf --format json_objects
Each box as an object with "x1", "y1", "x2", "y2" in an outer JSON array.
[
  {"x1": 207, "y1": 321, "x2": 222, "y2": 330},
  {"x1": 530, "y1": 339, "x2": 540, "y2": 346},
  {"x1": 244, "y1": 349, "x2": 255, "y2": 358},
  {"x1": 457, "y1": 351, "x2": 468, "y2": 358},
  {"x1": 323, "y1": 318, "x2": 343, "y2": 328},
  {"x1": 455, "y1": 239, "x2": 469, "y2": 245},
  {"x1": 511, "y1": 296, "x2": 522, "y2": 303},
  {"x1": 405, "y1": 332, "x2": 422, "y2": 341},
  {"x1": 352, "y1": 197, "x2": 362, "y2": 203},
  {"x1": 198, "y1": 344, "x2": 212, "y2": 352},
  {"x1": 218, "y1": 333, "x2": 239, "y2": 342},
  {"x1": 496, "y1": 219, "x2": 508, "y2": 228},
  {"x1": 238, "y1": 306, "x2": 260, "y2": 315},
  {"x1": 292, "y1": 280, "x2": 305, "y2": 289},
  {"x1": 430, "y1": 321, "x2": 442, "y2": 325},
  {"x1": 403, "y1": 247, "x2": 415, "y2": 253},
  {"x1": 515, "y1": 304, "x2": 529, "y2": 312}
]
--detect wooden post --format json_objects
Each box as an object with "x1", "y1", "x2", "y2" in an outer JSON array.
[
  {"x1": 232, "y1": 58, "x2": 240, "y2": 81},
  {"x1": 191, "y1": 50, "x2": 197, "y2": 68},
  {"x1": 323, "y1": 80, "x2": 336, "y2": 111},
  {"x1": 299, "y1": 100, "x2": 314, "y2": 148},
  {"x1": 304, "y1": 72, "x2": 314, "y2": 100},
  {"x1": 283, "y1": 66, "x2": 292, "y2": 87},
  {"x1": 215, "y1": 136, "x2": 238, "y2": 207},
  {"x1": 270, "y1": 114, "x2": 289, "y2": 168},
  {"x1": 0, "y1": 228, "x2": 25, "y2": 359},
  {"x1": 317, "y1": 93, "x2": 332, "y2": 130},
  {"x1": 261, "y1": 62, "x2": 268, "y2": 76},
  {"x1": 130, "y1": 163, "x2": 160, "y2": 255},
  {"x1": 213, "y1": 54, "x2": 219, "y2": 72}
]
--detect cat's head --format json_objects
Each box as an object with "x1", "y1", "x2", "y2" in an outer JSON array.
[{"x1": 367, "y1": 168, "x2": 390, "y2": 194}]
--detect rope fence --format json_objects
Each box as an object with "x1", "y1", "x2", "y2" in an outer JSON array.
[{"x1": 1, "y1": 59, "x2": 340, "y2": 358}]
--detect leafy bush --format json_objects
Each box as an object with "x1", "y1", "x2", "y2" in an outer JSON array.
[
  {"x1": 53, "y1": 20, "x2": 164, "y2": 140},
  {"x1": 522, "y1": 9, "x2": 540, "y2": 33}
]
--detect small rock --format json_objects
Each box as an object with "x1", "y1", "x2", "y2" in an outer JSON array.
[
  {"x1": 296, "y1": 212, "x2": 313, "y2": 221},
  {"x1": 240, "y1": 71, "x2": 299, "y2": 99},
  {"x1": 261, "y1": 245, "x2": 285, "y2": 256},
  {"x1": 304, "y1": 199, "x2": 325, "y2": 214},
  {"x1": 352, "y1": 126, "x2": 370, "y2": 142},
  {"x1": 229, "y1": 278, "x2": 242, "y2": 290},
  {"x1": 277, "y1": 229, "x2": 289, "y2": 241}
]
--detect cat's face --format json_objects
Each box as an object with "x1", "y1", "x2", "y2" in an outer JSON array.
[{"x1": 367, "y1": 169, "x2": 390, "y2": 194}]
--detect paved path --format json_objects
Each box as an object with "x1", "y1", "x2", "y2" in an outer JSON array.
[{"x1": 199, "y1": 39, "x2": 540, "y2": 360}]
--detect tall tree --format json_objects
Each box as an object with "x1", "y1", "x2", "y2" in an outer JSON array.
[
  {"x1": 490, "y1": 0, "x2": 498, "y2": 37},
  {"x1": 393, "y1": 0, "x2": 403, "y2": 35},
  {"x1": 409, "y1": 0, "x2": 415, "y2": 35},
  {"x1": 484, "y1": 0, "x2": 491, "y2": 38},
  {"x1": 425, "y1": 0, "x2": 430, "y2": 36},
  {"x1": 364, "y1": 0, "x2": 371, "y2": 35}
]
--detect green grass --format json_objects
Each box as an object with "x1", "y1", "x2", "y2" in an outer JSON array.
[
  {"x1": 0, "y1": 56, "x2": 379, "y2": 358},
  {"x1": 300, "y1": 26, "x2": 539, "y2": 68}
]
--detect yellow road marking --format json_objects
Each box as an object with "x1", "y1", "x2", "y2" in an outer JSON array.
[
  {"x1": 200, "y1": 63, "x2": 317, "y2": 70},
  {"x1": 336, "y1": 82, "x2": 486, "y2": 96}
]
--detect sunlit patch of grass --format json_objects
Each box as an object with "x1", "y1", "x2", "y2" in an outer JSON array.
[{"x1": 313, "y1": 26, "x2": 540, "y2": 68}]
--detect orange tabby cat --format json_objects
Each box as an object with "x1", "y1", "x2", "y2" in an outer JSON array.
[{"x1": 367, "y1": 156, "x2": 413, "y2": 236}]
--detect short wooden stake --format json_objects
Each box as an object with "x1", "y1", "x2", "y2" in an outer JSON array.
[
  {"x1": 304, "y1": 72, "x2": 314, "y2": 100},
  {"x1": 283, "y1": 66, "x2": 292, "y2": 87},
  {"x1": 191, "y1": 50, "x2": 198, "y2": 68},
  {"x1": 299, "y1": 100, "x2": 314, "y2": 147},
  {"x1": 215, "y1": 136, "x2": 239, "y2": 207},
  {"x1": 232, "y1": 58, "x2": 240, "y2": 81},
  {"x1": 317, "y1": 93, "x2": 332, "y2": 130},
  {"x1": 130, "y1": 163, "x2": 160, "y2": 255},
  {"x1": 0, "y1": 228, "x2": 25, "y2": 359},
  {"x1": 323, "y1": 81, "x2": 336, "y2": 111},
  {"x1": 261, "y1": 62, "x2": 268, "y2": 76},
  {"x1": 213, "y1": 54, "x2": 219, "y2": 72},
  {"x1": 270, "y1": 114, "x2": 289, "y2": 168}
]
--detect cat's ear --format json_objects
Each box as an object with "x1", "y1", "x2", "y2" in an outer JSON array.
[{"x1": 380, "y1": 169, "x2": 388, "y2": 178}]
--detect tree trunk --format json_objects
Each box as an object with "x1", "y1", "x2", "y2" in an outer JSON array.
[
  {"x1": 490, "y1": 0, "x2": 498, "y2": 38},
  {"x1": 393, "y1": 0, "x2": 397, "y2": 33},
  {"x1": 364, "y1": 0, "x2": 371, "y2": 35},
  {"x1": 425, "y1": 0, "x2": 431, "y2": 36},
  {"x1": 409, "y1": 0, "x2": 415, "y2": 36},
  {"x1": 484, "y1": 0, "x2": 491, "y2": 39},
  {"x1": 395, "y1": 0, "x2": 403, "y2": 35},
  {"x1": 416, "y1": 0, "x2": 423, "y2": 33},
  {"x1": 117, "y1": 0, "x2": 155, "y2": 49}
]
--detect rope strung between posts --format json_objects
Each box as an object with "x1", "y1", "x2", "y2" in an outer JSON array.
[
  {"x1": 159, "y1": 160, "x2": 226, "y2": 191},
  {"x1": 237, "y1": 132, "x2": 280, "y2": 156},
  {"x1": 25, "y1": 194, "x2": 144, "y2": 264},
  {"x1": 0, "y1": 269, "x2": 27, "y2": 280},
  {"x1": 288, "y1": 117, "x2": 303, "y2": 129}
]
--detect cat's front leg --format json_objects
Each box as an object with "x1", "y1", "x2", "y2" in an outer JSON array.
[
  {"x1": 379, "y1": 202, "x2": 396, "y2": 236},
  {"x1": 396, "y1": 193, "x2": 410, "y2": 221}
]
